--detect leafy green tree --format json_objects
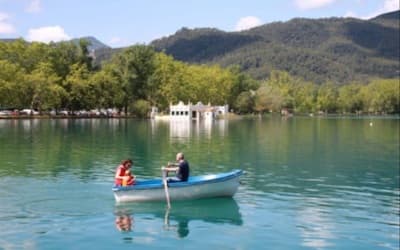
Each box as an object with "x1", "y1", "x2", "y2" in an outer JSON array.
[
  {"x1": 361, "y1": 79, "x2": 400, "y2": 114},
  {"x1": 110, "y1": 45, "x2": 156, "y2": 113},
  {"x1": 0, "y1": 39, "x2": 29, "y2": 68},
  {"x1": 234, "y1": 91, "x2": 255, "y2": 113},
  {"x1": 337, "y1": 83, "x2": 363, "y2": 113},
  {"x1": 148, "y1": 52, "x2": 182, "y2": 109},
  {"x1": 316, "y1": 82, "x2": 338, "y2": 113},
  {"x1": 0, "y1": 40, "x2": 51, "y2": 73},
  {"x1": 89, "y1": 65, "x2": 124, "y2": 109},
  {"x1": 0, "y1": 60, "x2": 26, "y2": 108},
  {"x1": 293, "y1": 81, "x2": 317, "y2": 113},
  {"x1": 184, "y1": 64, "x2": 234, "y2": 105},
  {"x1": 254, "y1": 84, "x2": 283, "y2": 113},
  {"x1": 63, "y1": 63, "x2": 93, "y2": 111},
  {"x1": 23, "y1": 42, "x2": 50, "y2": 73},
  {"x1": 25, "y1": 62, "x2": 64, "y2": 112},
  {"x1": 228, "y1": 66, "x2": 260, "y2": 107},
  {"x1": 48, "y1": 41, "x2": 81, "y2": 80},
  {"x1": 266, "y1": 70, "x2": 296, "y2": 109},
  {"x1": 153, "y1": 55, "x2": 237, "y2": 110},
  {"x1": 130, "y1": 99, "x2": 151, "y2": 118}
]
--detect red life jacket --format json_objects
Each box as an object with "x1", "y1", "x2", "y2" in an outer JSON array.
[{"x1": 115, "y1": 165, "x2": 127, "y2": 186}]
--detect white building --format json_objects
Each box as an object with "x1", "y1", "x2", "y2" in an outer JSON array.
[{"x1": 153, "y1": 101, "x2": 229, "y2": 120}]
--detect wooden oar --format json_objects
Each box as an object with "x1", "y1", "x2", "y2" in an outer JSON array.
[{"x1": 162, "y1": 167, "x2": 171, "y2": 209}]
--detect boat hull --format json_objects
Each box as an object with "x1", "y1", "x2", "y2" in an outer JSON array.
[{"x1": 113, "y1": 169, "x2": 243, "y2": 202}]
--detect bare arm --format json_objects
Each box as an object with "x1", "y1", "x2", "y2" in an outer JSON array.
[
  {"x1": 164, "y1": 163, "x2": 179, "y2": 172},
  {"x1": 115, "y1": 168, "x2": 123, "y2": 179},
  {"x1": 165, "y1": 166, "x2": 179, "y2": 172}
]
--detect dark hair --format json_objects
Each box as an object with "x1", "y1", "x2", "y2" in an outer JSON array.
[{"x1": 121, "y1": 159, "x2": 133, "y2": 166}]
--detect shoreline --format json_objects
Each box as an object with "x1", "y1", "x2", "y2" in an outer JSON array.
[
  {"x1": 1, "y1": 113, "x2": 399, "y2": 120},
  {"x1": 0, "y1": 115, "x2": 136, "y2": 120}
]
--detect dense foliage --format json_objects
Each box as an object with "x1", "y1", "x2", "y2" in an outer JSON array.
[
  {"x1": 0, "y1": 39, "x2": 398, "y2": 116},
  {"x1": 0, "y1": 39, "x2": 256, "y2": 116},
  {"x1": 252, "y1": 71, "x2": 399, "y2": 114}
]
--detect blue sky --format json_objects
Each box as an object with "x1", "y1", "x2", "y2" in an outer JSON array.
[{"x1": 0, "y1": 0, "x2": 398, "y2": 47}]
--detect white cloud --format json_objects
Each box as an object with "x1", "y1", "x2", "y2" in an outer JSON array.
[
  {"x1": 347, "y1": 0, "x2": 400, "y2": 19},
  {"x1": 235, "y1": 16, "x2": 262, "y2": 31},
  {"x1": 0, "y1": 22, "x2": 15, "y2": 34},
  {"x1": 27, "y1": 26, "x2": 70, "y2": 43},
  {"x1": 0, "y1": 12, "x2": 15, "y2": 34},
  {"x1": 382, "y1": 0, "x2": 399, "y2": 12},
  {"x1": 344, "y1": 10, "x2": 357, "y2": 18},
  {"x1": 25, "y1": 0, "x2": 42, "y2": 13},
  {"x1": 294, "y1": 0, "x2": 336, "y2": 10},
  {"x1": 109, "y1": 36, "x2": 131, "y2": 47},
  {"x1": 109, "y1": 37, "x2": 122, "y2": 44},
  {"x1": 109, "y1": 37, "x2": 123, "y2": 45},
  {"x1": 0, "y1": 13, "x2": 9, "y2": 21}
]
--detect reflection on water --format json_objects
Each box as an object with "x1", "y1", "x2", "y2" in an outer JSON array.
[
  {"x1": 152, "y1": 119, "x2": 228, "y2": 141},
  {"x1": 0, "y1": 117, "x2": 398, "y2": 249},
  {"x1": 113, "y1": 198, "x2": 242, "y2": 238},
  {"x1": 169, "y1": 120, "x2": 191, "y2": 140},
  {"x1": 115, "y1": 214, "x2": 133, "y2": 232},
  {"x1": 164, "y1": 209, "x2": 189, "y2": 238},
  {"x1": 297, "y1": 198, "x2": 336, "y2": 249}
]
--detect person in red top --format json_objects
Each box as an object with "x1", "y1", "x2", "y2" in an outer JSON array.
[{"x1": 114, "y1": 159, "x2": 136, "y2": 186}]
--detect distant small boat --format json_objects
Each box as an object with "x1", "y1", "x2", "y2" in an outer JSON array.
[{"x1": 112, "y1": 169, "x2": 243, "y2": 202}]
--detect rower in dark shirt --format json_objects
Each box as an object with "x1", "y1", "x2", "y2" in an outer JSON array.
[{"x1": 164, "y1": 152, "x2": 190, "y2": 182}]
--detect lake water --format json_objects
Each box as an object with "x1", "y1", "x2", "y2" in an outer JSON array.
[{"x1": 0, "y1": 116, "x2": 399, "y2": 249}]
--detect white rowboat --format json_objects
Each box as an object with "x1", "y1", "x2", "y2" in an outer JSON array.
[{"x1": 113, "y1": 169, "x2": 243, "y2": 202}]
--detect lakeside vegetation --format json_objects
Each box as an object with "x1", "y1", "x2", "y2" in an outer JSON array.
[{"x1": 0, "y1": 39, "x2": 399, "y2": 117}]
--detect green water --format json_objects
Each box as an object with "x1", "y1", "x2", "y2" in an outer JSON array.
[{"x1": 0, "y1": 117, "x2": 399, "y2": 249}]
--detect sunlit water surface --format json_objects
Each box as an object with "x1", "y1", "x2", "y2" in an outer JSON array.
[{"x1": 0, "y1": 117, "x2": 399, "y2": 249}]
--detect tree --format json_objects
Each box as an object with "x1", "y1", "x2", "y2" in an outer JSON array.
[
  {"x1": 337, "y1": 83, "x2": 363, "y2": 113},
  {"x1": 293, "y1": 81, "x2": 317, "y2": 114},
  {"x1": 0, "y1": 39, "x2": 29, "y2": 68},
  {"x1": 361, "y1": 79, "x2": 400, "y2": 114},
  {"x1": 130, "y1": 99, "x2": 151, "y2": 118},
  {"x1": 152, "y1": 54, "x2": 238, "y2": 110},
  {"x1": 148, "y1": 52, "x2": 182, "y2": 109},
  {"x1": 184, "y1": 64, "x2": 234, "y2": 105},
  {"x1": 316, "y1": 82, "x2": 338, "y2": 113},
  {"x1": 228, "y1": 66, "x2": 260, "y2": 107},
  {"x1": 89, "y1": 64, "x2": 124, "y2": 109},
  {"x1": 63, "y1": 63, "x2": 93, "y2": 111},
  {"x1": 234, "y1": 91, "x2": 255, "y2": 113},
  {"x1": 110, "y1": 45, "x2": 156, "y2": 114},
  {"x1": 266, "y1": 70, "x2": 295, "y2": 110},
  {"x1": 254, "y1": 84, "x2": 283, "y2": 113},
  {"x1": 25, "y1": 62, "x2": 64, "y2": 112},
  {"x1": 0, "y1": 60, "x2": 26, "y2": 108},
  {"x1": 48, "y1": 41, "x2": 81, "y2": 80}
]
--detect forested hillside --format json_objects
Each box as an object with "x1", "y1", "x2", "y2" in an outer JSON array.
[{"x1": 150, "y1": 11, "x2": 399, "y2": 84}]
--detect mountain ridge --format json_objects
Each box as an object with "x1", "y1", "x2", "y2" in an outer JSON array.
[{"x1": 150, "y1": 10, "x2": 399, "y2": 83}]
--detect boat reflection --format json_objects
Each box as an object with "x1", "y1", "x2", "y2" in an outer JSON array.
[
  {"x1": 115, "y1": 214, "x2": 133, "y2": 232},
  {"x1": 113, "y1": 197, "x2": 242, "y2": 238},
  {"x1": 163, "y1": 209, "x2": 190, "y2": 238}
]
